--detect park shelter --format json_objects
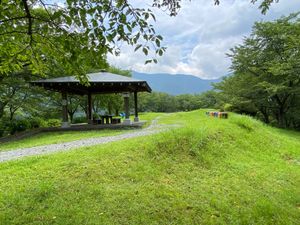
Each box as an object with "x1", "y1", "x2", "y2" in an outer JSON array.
[{"x1": 30, "y1": 72, "x2": 152, "y2": 127}]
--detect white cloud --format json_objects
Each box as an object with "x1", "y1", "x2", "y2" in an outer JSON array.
[{"x1": 108, "y1": 0, "x2": 300, "y2": 79}]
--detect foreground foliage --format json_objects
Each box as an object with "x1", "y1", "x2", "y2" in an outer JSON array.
[
  {"x1": 0, "y1": 0, "x2": 276, "y2": 79},
  {"x1": 0, "y1": 110, "x2": 299, "y2": 224},
  {"x1": 0, "y1": 0, "x2": 166, "y2": 78}
]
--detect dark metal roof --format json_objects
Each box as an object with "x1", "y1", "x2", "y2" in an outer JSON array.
[{"x1": 30, "y1": 72, "x2": 152, "y2": 94}]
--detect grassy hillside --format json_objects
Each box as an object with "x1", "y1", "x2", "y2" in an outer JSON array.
[{"x1": 0, "y1": 110, "x2": 300, "y2": 224}]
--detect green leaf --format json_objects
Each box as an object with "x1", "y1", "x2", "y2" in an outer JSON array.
[
  {"x1": 155, "y1": 39, "x2": 160, "y2": 47},
  {"x1": 145, "y1": 59, "x2": 152, "y2": 64},
  {"x1": 158, "y1": 49, "x2": 163, "y2": 56},
  {"x1": 142, "y1": 47, "x2": 148, "y2": 56},
  {"x1": 157, "y1": 35, "x2": 163, "y2": 41},
  {"x1": 92, "y1": 19, "x2": 98, "y2": 27},
  {"x1": 134, "y1": 44, "x2": 142, "y2": 52},
  {"x1": 151, "y1": 13, "x2": 156, "y2": 22}
]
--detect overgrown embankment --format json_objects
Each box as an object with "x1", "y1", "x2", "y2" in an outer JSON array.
[{"x1": 0, "y1": 110, "x2": 299, "y2": 224}]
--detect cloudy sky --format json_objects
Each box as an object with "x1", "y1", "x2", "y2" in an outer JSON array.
[{"x1": 108, "y1": 0, "x2": 300, "y2": 79}]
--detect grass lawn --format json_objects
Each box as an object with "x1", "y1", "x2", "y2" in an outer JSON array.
[
  {"x1": 0, "y1": 112, "x2": 161, "y2": 152},
  {"x1": 0, "y1": 110, "x2": 300, "y2": 224}
]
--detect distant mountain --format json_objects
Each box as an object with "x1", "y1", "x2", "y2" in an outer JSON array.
[{"x1": 132, "y1": 71, "x2": 221, "y2": 95}]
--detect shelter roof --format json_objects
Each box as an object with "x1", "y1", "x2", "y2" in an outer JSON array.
[{"x1": 30, "y1": 72, "x2": 151, "y2": 95}]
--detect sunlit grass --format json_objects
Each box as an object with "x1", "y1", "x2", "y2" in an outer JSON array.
[
  {"x1": 0, "y1": 130, "x2": 125, "y2": 152},
  {"x1": 0, "y1": 113, "x2": 160, "y2": 152},
  {"x1": 0, "y1": 110, "x2": 299, "y2": 224}
]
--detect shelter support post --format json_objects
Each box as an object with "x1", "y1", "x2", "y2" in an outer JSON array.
[
  {"x1": 87, "y1": 93, "x2": 93, "y2": 124},
  {"x1": 123, "y1": 92, "x2": 131, "y2": 125},
  {"x1": 61, "y1": 92, "x2": 70, "y2": 128},
  {"x1": 134, "y1": 92, "x2": 139, "y2": 122}
]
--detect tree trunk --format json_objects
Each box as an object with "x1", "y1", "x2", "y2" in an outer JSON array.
[
  {"x1": 273, "y1": 94, "x2": 289, "y2": 128},
  {"x1": 0, "y1": 101, "x2": 8, "y2": 119},
  {"x1": 68, "y1": 112, "x2": 74, "y2": 123},
  {"x1": 0, "y1": 105, "x2": 5, "y2": 119},
  {"x1": 108, "y1": 102, "x2": 112, "y2": 115},
  {"x1": 258, "y1": 107, "x2": 269, "y2": 124},
  {"x1": 262, "y1": 111, "x2": 270, "y2": 124},
  {"x1": 9, "y1": 109, "x2": 14, "y2": 121},
  {"x1": 277, "y1": 108, "x2": 286, "y2": 128}
]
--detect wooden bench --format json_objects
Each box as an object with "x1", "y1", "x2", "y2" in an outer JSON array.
[
  {"x1": 92, "y1": 119, "x2": 102, "y2": 125},
  {"x1": 111, "y1": 118, "x2": 121, "y2": 124}
]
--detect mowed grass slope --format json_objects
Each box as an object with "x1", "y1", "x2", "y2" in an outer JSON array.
[
  {"x1": 0, "y1": 110, "x2": 300, "y2": 224},
  {"x1": 0, "y1": 112, "x2": 161, "y2": 151}
]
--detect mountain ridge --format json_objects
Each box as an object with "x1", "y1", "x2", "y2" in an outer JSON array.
[{"x1": 132, "y1": 71, "x2": 221, "y2": 95}]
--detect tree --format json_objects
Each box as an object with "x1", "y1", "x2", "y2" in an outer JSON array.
[
  {"x1": 67, "y1": 95, "x2": 82, "y2": 122},
  {"x1": 0, "y1": 69, "x2": 34, "y2": 120},
  {"x1": 215, "y1": 13, "x2": 300, "y2": 128},
  {"x1": 197, "y1": 91, "x2": 218, "y2": 109},
  {"x1": 153, "y1": 0, "x2": 279, "y2": 15},
  {"x1": 137, "y1": 91, "x2": 217, "y2": 113},
  {"x1": 91, "y1": 94, "x2": 123, "y2": 116},
  {"x1": 214, "y1": 73, "x2": 269, "y2": 120},
  {"x1": 0, "y1": 0, "x2": 278, "y2": 80},
  {"x1": 0, "y1": 0, "x2": 165, "y2": 80}
]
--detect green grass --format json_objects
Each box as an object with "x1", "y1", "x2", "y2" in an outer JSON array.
[
  {"x1": 0, "y1": 110, "x2": 300, "y2": 224},
  {"x1": 0, "y1": 130, "x2": 125, "y2": 151},
  {"x1": 0, "y1": 112, "x2": 161, "y2": 152},
  {"x1": 131, "y1": 112, "x2": 164, "y2": 127}
]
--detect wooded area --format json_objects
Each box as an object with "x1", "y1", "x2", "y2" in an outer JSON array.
[
  {"x1": 1, "y1": 0, "x2": 298, "y2": 138},
  {"x1": 214, "y1": 13, "x2": 300, "y2": 129}
]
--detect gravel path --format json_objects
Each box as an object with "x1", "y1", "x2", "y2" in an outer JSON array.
[{"x1": 0, "y1": 117, "x2": 177, "y2": 163}]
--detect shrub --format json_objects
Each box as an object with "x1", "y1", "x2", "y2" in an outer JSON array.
[
  {"x1": 46, "y1": 119, "x2": 61, "y2": 127},
  {"x1": 0, "y1": 122, "x2": 5, "y2": 137},
  {"x1": 9, "y1": 119, "x2": 31, "y2": 135},
  {"x1": 0, "y1": 117, "x2": 11, "y2": 137},
  {"x1": 73, "y1": 116, "x2": 87, "y2": 124},
  {"x1": 29, "y1": 117, "x2": 47, "y2": 128},
  {"x1": 223, "y1": 103, "x2": 233, "y2": 112},
  {"x1": 0, "y1": 129, "x2": 4, "y2": 137},
  {"x1": 93, "y1": 113, "x2": 100, "y2": 119}
]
